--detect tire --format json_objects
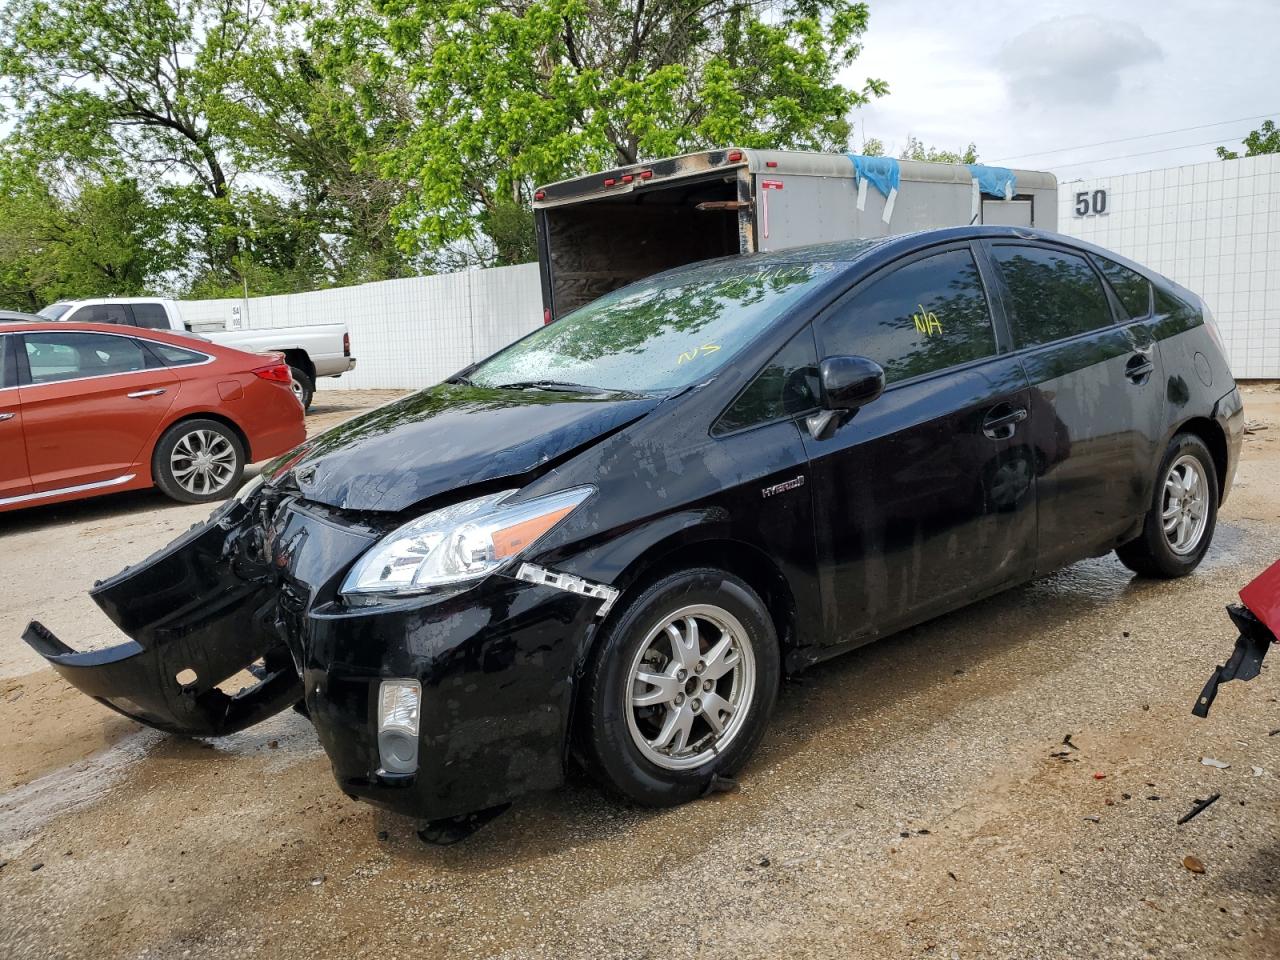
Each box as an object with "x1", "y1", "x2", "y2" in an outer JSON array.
[
  {"x1": 289, "y1": 367, "x2": 315, "y2": 412},
  {"x1": 152, "y1": 419, "x2": 246, "y2": 504},
  {"x1": 577, "y1": 567, "x2": 780, "y2": 807},
  {"x1": 1116, "y1": 432, "x2": 1219, "y2": 578}
]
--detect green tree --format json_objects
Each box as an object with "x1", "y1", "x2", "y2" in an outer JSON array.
[
  {"x1": 0, "y1": 149, "x2": 169, "y2": 311},
  {"x1": 858, "y1": 136, "x2": 978, "y2": 163},
  {"x1": 307, "y1": 0, "x2": 887, "y2": 266},
  {"x1": 0, "y1": 0, "x2": 269, "y2": 285},
  {"x1": 899, "y1": 135, "x2": 978, "y2": 164},
  {"x1": 1217, "y1": 120, "x2": 1280, "y2": 160}
]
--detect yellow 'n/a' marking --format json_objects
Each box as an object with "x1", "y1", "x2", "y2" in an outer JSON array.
[{"x1": 912, "y1": 304, "x2": 943, "y2": 336}]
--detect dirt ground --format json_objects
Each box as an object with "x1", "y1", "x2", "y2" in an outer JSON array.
[{"x1": 1, "y1": 386, "x2": 1277, "y2": 960}]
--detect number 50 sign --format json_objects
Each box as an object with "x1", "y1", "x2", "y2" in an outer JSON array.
[{"x1": 1073, "y1": 189, "x2": 1109, "y2": 217}]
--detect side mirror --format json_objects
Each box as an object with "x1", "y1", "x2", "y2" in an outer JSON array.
[
  {"x1": 806, "y1": 355, "x2": 884, "y2": 441},
  {"x1": 819, "y1": 355, "x2": 885, "y2": 411}
]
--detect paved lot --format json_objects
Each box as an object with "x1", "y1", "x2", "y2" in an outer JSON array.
[{"x1": 1, "y1": 386, "x2": 1277, "y2": 960}]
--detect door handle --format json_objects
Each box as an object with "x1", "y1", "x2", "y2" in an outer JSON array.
[
  {"x1": 0, "y1": 412, "x2": 13, "y2": 422},
  {"x1": 1125, "y1": 352, "x2": 1155, "y2": 383},
  {"x1": 127, "y1": 388, "x2": 168, "y2": 399},
  {"x1": 982, "y1": 405, "x2": 1028, "y2": 440}
]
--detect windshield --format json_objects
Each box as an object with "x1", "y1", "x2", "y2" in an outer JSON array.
[
  {"x1": 37, "y1": 302, "x2": 72, "y2": 320},
  {"x1": 469, "y1": 260, "x2": 840, "y2": 393}
]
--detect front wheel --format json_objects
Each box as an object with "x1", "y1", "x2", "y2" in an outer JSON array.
[
  {"x1": 152, "y1": 419, "x2": 246, "y2": 504},
  {"x1": 577, "y1": 568, "x2": 780, "y2": 807},
  {"x1": 1116, "y1": 432, "x2": 1219, "y2": 578}
]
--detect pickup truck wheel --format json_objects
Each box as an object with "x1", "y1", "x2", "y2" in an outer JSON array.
[
  {"x1": 577, "y1": 568, "x2": 780, "y2": 807},
  {"x1": 289, "y1": 367, "x2": 315, "y2": 411},
  {"x1": 152, "y1": 419, "x2": 246, "y2": 504},
  {"x1": 1116, "y1": 432, "x2": 1218, "y2": 578}
]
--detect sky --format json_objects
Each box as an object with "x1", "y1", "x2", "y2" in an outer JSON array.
[{"x1": 840, "y1": 0, "x2": 1280, "y2": 183}]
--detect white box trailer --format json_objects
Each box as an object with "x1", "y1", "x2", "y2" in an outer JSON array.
[{"x1": 532, "y1": 147, "x2": 1058, "y2": 319}]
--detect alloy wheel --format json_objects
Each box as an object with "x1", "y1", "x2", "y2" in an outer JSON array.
[
  {"x1": 170, "y1": 429, "x2": 238, "y2": 496},
  {"x1": 1162, "y1": 454, "x2": 1209, "y2": 555},
  {"x1": 624, "y1": 603, "x2": 757, "y2": 770}
]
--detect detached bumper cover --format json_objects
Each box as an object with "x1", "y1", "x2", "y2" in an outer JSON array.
[
  {"x1": 23, "y1": 500, "x2": 303, "y2": 737},
  {"x1": 21, "y1": 491, "x2": 607, "y2": 821}
]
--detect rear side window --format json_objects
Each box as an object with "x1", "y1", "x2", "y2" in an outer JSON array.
[
  {"x1": 991, "y1": 245, "x2": 1114, "y2": 347},
  {"x1": 715, "y1": 329, "x2": 819, "y2": 434},
  {"x1": 1092, "y1": 255, "x2": 1152, "y2": 320},
  {"x1": 76, "y1": 303, "x2": 134, "y2": 326},
  {"x1": 149, "y1": 341, "x2": 208, "y2": 366},
  {"x1": 24, "y1": 332, "x2": 151, "y2": 384},
  {"x1": 818, "y1": 248, "x2": 997, "y2": 384},
  {"x1": 131, "y1": 303, "x2": 170, "y2": 329}
]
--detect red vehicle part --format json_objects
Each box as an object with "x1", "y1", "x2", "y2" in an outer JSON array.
[{"x1": 1193, "y1": 557, "x2": 1279, "y2": 718}]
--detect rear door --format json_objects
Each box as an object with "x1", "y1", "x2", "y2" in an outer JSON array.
[
  {"x1": 983, "y1": 241, "x2": 1165, "y2": 572},
  {"x1": 18, "y1": 330, "x2": 178, "y2": 492},
  {"x1": 803, "y1": 242, "x2": 1037, "y2": 646},
  {"x1": 0, "y1": 334, "x2": 33, "y2": 500}
]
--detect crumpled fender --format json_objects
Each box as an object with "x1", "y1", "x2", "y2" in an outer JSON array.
[{"x1": 21, "y1": 499, "x2": 302, "y2": 737}]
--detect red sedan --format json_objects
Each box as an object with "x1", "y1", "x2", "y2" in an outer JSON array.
[{"x1": 0, "y1": 321, "x2": 306, "y2": 511}]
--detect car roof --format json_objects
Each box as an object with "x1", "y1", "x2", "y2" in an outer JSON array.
[
  {"x1": 0, "y1": 309, "x2": 44, "y2": 322},
  {"x1": 0, "y1": 320, "x2": 208, "y2": 344}
]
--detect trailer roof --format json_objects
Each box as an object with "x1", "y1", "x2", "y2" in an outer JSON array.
[{"x1": 533, "y1": 147, "x2": 1056, "y2": 206}]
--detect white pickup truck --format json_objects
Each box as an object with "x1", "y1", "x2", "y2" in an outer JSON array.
[{"x1": 38, "y1": 297, "x2": 356, "y2": 410}]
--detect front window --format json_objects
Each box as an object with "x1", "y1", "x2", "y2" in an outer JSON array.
[
  {"x1": 468, "y1": 260, "x2": 842, "y2": 394},
  {"x1": 24, "y1": 332, "x2": 152, "y2": 384}
]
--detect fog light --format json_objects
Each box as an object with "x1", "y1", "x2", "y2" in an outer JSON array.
[{"x1": 377, "y1": 680, "x2": 421, "y2": 775}]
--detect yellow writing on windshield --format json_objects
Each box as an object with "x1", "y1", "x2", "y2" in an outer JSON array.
[{"x1": 677, "y1": 343, "x2": 722, "y2": 364}]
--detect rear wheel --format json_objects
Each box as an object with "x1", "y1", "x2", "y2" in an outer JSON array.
[
  {"x1": 1116, "y1": 432, "x2": 1218, "y2": 578},
  {"x1": 152, "y1": 419, "x2": 245, "y2": 504},
  {"x1": 289, "y1": 367, "x2": 314, "y2": 412},
  {"x1": 578, "y1": 568, "x2": 780, "y2": 806}
]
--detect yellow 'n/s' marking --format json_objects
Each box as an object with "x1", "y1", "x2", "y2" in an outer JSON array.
[
  {"x1": 912, "y1": 303, "x2": 943, "y2": 336},
  {"x1": 677, "y1": 343, "x2": 722, "y2": 364}
]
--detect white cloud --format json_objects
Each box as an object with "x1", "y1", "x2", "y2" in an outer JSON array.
[
  {"x1": 997, "y1": 15, "x2": 1162, "y2": 106},
  {"x1": 839, "y1": 0, "x2": 1280, "y2": 178}
]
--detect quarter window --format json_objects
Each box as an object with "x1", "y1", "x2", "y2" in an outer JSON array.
[
  {"x1": 818, "y1": 248, "x2": 997, "y2": 384},
  {"x1": 1092, "y1": 255, "x2": 1152, "y2": 320},
  {"x1": 131, "y1": 303, "x2": 170, "y2": 330},
  {"x1": 715, "y1": 328, "x2": 819, "y2": 434},
  {"x1": 149, "y1": 341, "x2": 209, "y2": 366},
  {"x1": 24, "y1": 332, "x2": 151, "y2": 384},
  {"x1": 991, "y1": 245, "x2": 1114, "y2": 347}
]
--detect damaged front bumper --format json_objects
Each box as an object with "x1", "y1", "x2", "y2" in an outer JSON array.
[{"x1": 22, "y1": 490, "x2": 609, "y2": 822}]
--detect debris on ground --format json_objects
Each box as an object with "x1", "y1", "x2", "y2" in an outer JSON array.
[
  {"x1": 1251, "y1": 766, "x2": 1265, "y2": 777},
  {"x1": 1182, "y1": 855, "x2": 1207, "y2": 874},
  {"x1": 1200, "y1": 757, "x2": 1230, "y2": 769},
  {"x1": 1177, "y1": 793, "x2": 1221, "y2": 825},
  {"x1": 701, "y1": 774, "x2": 740, "y2": 796},
  {"x1": 1243, "y1": 419, "x2": 1269, "y2": 435}
]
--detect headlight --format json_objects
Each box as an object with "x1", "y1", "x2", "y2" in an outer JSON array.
[{"x1": 341, "y1": 485, "x2": 593, "y2": 600}]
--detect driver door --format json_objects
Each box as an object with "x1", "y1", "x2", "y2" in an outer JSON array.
[{"x1": 801, "y1": 242, "x2": 1037, "y2": 647}]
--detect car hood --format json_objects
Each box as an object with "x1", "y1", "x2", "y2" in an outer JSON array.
[{"x1": 266, "y1": 383, "x2": 663, "y2": 512}]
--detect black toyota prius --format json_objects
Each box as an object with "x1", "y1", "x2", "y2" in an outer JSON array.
[{"x1": 24, "y1": 226, "x2": 1243, "y2": 833}]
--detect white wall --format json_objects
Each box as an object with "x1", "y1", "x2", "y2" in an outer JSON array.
[
  {"x1": 179, "y1": 262, "x2": 544, "y2": 390},
  {"x1": 1059, "y1": 154, "x2": 1280, "y2": 378}
]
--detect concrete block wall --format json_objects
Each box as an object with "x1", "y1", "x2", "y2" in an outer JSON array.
[
  {"x1": 179, "y1": 263, "x2": 544, "y2": 390},
  {"x1": 1059, "y1": 154, "x2": 1280, "y2": 378}
]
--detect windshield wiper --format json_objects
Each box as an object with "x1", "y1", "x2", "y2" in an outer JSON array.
[{"x1": 494, "y1": 379, "x2": 615, "y2": 394}]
